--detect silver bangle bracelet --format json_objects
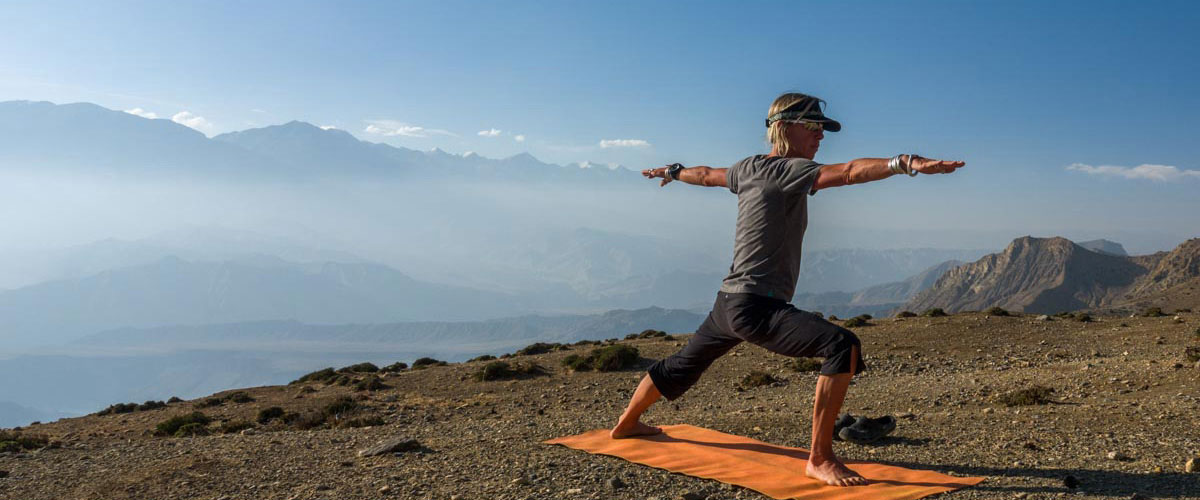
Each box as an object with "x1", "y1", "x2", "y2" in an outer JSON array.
[{"x1": 905, "y1": 154, "x2": 918, "y2": 176}]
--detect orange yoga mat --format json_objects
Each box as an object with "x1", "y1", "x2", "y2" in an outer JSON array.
[{"x1": 545, "y1": 424, "x2": 985, "y2": 500}]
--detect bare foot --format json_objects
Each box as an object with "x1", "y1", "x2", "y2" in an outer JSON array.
[
  {"x1": 805, "y1": 456, "x2": 868, "y2": 487},
  {"x1": 610, "y1": 419, "x2": 662, "y2": 439}
]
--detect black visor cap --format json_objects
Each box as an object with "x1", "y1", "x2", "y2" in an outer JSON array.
[{"x1": 765, "y1": 97, "x2": 842, "y2": 132}]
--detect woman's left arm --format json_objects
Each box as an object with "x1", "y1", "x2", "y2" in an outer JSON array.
[{"x1": 814, "y1": 155, "x2": 965, "y2": 190}]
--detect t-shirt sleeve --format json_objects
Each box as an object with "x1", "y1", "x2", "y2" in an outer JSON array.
[
  {"x1": 726, "y1": 159, "x2": 743, "y2": 194},
  {"x1": 772, "y1": 159, "x2": 823, "y2": 195}
]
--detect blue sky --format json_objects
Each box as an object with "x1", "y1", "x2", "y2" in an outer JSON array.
[{"x1": 2, "y1": 0, "x2": 1198, "y2": 252}]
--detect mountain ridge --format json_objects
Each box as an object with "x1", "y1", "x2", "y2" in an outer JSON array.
[{"x1": 904, "y1": 236, "x2": 1200, "y2": 313}]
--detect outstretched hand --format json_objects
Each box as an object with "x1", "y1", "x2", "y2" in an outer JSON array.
[
  {"x1": 642, "y1": 166, "x2": 673, "y2": 187},
  {"x1": 910, "y1": 155, "x2": 965, "y2": 175}
]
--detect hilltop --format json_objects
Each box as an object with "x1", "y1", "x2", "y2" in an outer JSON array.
[
  {"x1": 2, "y1": 311, "x2": 1198, "y2": 499},
  {"x1": 906, "y1": 237, "x2": 1200, "y2": 314}
]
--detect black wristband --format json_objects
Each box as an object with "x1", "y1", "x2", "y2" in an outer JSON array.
[{"x1": 667, "y1": 163, "x2": 684, "y2": 180}]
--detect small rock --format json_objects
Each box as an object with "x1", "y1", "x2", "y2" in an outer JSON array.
[
  {"x1": 606, "y1": 477, "x2": 626, "y2": 489},
  {"x1": 314, "y1": 485, "x2": 332, "y2": 491},
  {"x1": 240, "y1": 428, "x2": 257, "y2": 436},
  {"x1": 896, "y1": 412, "x2": 916, "y2": 419},
  {"x1": 676, "y1": 492, "x2": 704, "y2": 500},
  {"x1": 358, "y1": 437, "x2": 421, "y2": 457},
  {"x1": 378, "y1": 485, "x2": 392, "y2": 494},
  {"x1": 982, "y1": 408, "x2": 993, "y2": 414},
  {"x1": 566, "y1": 488, "x2": 583, "y2": 494},
  {"x1": 1036, "y1": 315, "x2": 1051, "y2": 321},
  {"x1": 1106, "y1": 451, "x2": 1129, "y2": 461},
  {"x1": 1014, "y1": 493, "x2": 1028, "y2": 499},
  {"x1": 1063, "y1": 475, "x2": 1080, "y2": 489},
  {"x1": 511, "y1": 477, "x2": 530, "y2": 486},
  {"x1": 1186, "y1": 457, "x2": 1196, "y2": 473}
]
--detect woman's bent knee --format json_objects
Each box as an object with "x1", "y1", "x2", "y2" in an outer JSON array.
[{"x1": 820, "y1": 329, "x2": 865, "y2": 376}]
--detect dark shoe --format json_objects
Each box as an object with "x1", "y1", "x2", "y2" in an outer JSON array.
[
  {"x1": 838, "y1": 415, "x2": 897, "y2": 444},
  {"x1": 832, "y1": 413, "x2": 856, "y2": 441}
]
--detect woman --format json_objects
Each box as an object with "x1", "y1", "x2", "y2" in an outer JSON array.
[{"x1": 610, "y1": 92, "x2": 965, "y2": 487}]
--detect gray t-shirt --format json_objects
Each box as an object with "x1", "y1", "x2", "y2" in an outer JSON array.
[{"x1": 719, "y1": 155, "x2": 823, "y2": 300}]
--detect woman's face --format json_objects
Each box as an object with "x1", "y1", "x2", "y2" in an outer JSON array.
[{"x1": 784, "y1": 123, "x2": 824, "y2": 160}]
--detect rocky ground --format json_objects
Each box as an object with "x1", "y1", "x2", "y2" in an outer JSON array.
[{"x1": 2, "y1": 311, "x2": 1198, "y2": 500}]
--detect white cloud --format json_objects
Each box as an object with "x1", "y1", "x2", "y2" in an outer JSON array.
[
  {"x1": 319, "y1": 125, "x2": 338, "y2": 130},
  {"x1": 514, "y1": 134, "x2": 526, "y2": 142},
  {"x1": 124, "y1": 108, "x2": 158, "y2": 119},
  {"x1": 1066, "y1": 163, "x2": 1200, "y2": 182},
  {"x1": 477, "y1": 128, "x2": 502, "y2": 137},
  {"x1": 363, "y1": 119, "x2": 456, "y2": 138},
  {"x1": 599, "y1": 139, "x2": 650, "y2": 148},
  {"x1": 171, "y1": 111, "x2": 214, "y2": 133}
]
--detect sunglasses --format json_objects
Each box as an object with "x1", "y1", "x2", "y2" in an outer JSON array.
[{"x1": 783, "y1": 120, "x2": 823, "y2": 132}]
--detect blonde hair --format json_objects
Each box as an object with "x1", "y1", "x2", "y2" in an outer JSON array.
[{"x1": 766, "y1": 93, "x2": 811, "y2": 157}]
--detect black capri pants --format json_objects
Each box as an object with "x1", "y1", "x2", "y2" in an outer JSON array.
[{"x1": 648, "y1": 291, "x2": 865, "y2": 400}]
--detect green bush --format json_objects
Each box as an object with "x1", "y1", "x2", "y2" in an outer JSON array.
[
  {"x1": 333, "y1": 374, "x2": 354, "y2": 386},
  {"x1": 193, "y1": 397, "x2": 224, "y2": 409},
  {"x1": 561, "y1": 354, "x2": 590, "y2": 371},
  {"x1": 412, "y1": 357, "x2": 447, "y2": 369},
  {"x1": 741, "y1": 371, "x2": 779, "y2": 388},
  {"x1": 984, "y1": 306, "x2": 1010, "y2": 317},
  {"x1": 195, "y1": 391, "x2": 254, "y2": 408},
  {"x1": 137, "y1": 400, "x2": 167, "y2": 411},
  {"x1": 0, "y1": 431, "x2": 49, "y2": 452},
  {"x1": 322, "y1": 396, "x2": 358, "y2": 417},
  {"x1": 589, "y1": 345, "x2": 640, "y2": 372},
  {"x1": 1176, "y1": 308, "x2": 1193, "y2": 313},
  {"x1": 174, "y1": 422, "x2": 209, "y2": 437},
  {"x1": 97, "y1": 402, "x2": 139, "y2": 415},
  {"x1": 468, "y1": 355, "x2": 497, "y2": 363},
  {"x1": 1186, "y1": 346, "x2": 1200, "y2": 363},
  {"x1": 812, "y1": 311, "x2": 824, "y2": 318},
  {"x1": 997, "y1": 386, "x2": 1055, "y2": 407},
  {"x1": 895, "y1": 311, "x2": 917, "y2": 318},
  {"x1": 573, "y1": 339, "x2": 601, "y2": 346},
  {"x1": 354, "y1": 376, "x2": 387, "y2": 391},
  {"x1": 167, "y1": 396, "x2": 183, "y2": 403},
  {"x1": 560, "y1": 345, "x2": 641, "y2": 372},
  {"x1": 292, "y1": 367, "x2": 338, "y2": 384},
  {"x1": 788, "y1": 357, "x2": 823, "y2": 372},
  {"x1": 473, "y1": 360, "x2": 546, "y2": 381},
  {"x1": 339, "y1": 362, "x2": 379, "y2": 373},
  {"x1": 828, "y1": 315, "x2": 840, "y2": 321},
  {"x1": 380, "y1": 362, "x2": 409, "y2": 373},
  {"x1": 1073, "y1": 312, "x2": 1093, "y2": 322},
  {"x1": 1142, "y1": 307, "x2": 1166, "y2": 317},
  {"x1": 516, "y1": 342, "x2": 566, "y2": 356},
  {"x1": 226, "y1": 391, "x2": 254, "y2": 404},
  {"x1": 281, "y1": 411, "x2": 325, "y2": 430},
  {"x1": 257, "y1": 406, "x2": 285, "y2": 424},
  {"x1": 842, "y1": 315, "x2": 871, "y2": 328},
  {"x1": 626, "y1": 329, "x2": 667, "y2": 340},
  {"x1": 221, "y1": 421, "x2": 255, "y2": 434},
  {"x1": 155, "y1": 412, "x2": 212, "y2": 437},
  {"x1": 921, "y1": 308, "x2": 948, "y2": 317}
]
